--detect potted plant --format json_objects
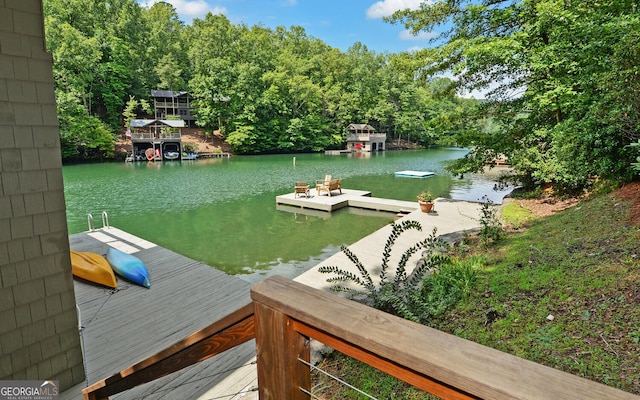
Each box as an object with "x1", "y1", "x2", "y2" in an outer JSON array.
[{"x1": 417, "y1": 190, "x2": 434, "y2": 213}]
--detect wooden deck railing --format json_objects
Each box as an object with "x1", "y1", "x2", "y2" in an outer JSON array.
[
  {"x1": 130, "y1": 132, "x2": 181, "y2": 140},
  {"x1": 346, "y1": 133, "x2": 387, "y2": 141},
  {"x1": 82, "y1": 276, "x2": 639, "y2": 399}
]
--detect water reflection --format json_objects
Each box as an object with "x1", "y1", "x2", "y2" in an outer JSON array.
[{"x1": 63, "y1": 149, "x2": 511, "y2": 280}]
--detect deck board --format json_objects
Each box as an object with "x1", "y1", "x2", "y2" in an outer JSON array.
[{"x1": 62, "y1": 228, "x2": 255, "y2": 400}]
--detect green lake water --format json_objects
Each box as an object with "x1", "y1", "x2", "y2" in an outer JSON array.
[{"x1": 62, "y1": 149, "x2": 511, "y2": 282}]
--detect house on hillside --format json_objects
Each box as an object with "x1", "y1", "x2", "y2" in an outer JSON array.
[
  {"x1": 151, "y1": 90, "x2": 196, "y2": 128},
  {"x1": 346, "y1": 124, "x2": 386, "y2": 152}
]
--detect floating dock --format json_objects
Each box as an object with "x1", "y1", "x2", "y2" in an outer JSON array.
[
  {"x1": 394, "y1": 170, "x2": 435, "y2": 178},
  {"x1": 198, "y1": 152, "x2": 231, "y2": 158},
  {"x1": 275, "y1": 188, "x2": 419, "y2": 214},
  {"x1": 324, "y1": 149, "x2": 352, "y2": 155},
  {"x1": 62, "y1": 227, "x2": 255, "y2": 400}
]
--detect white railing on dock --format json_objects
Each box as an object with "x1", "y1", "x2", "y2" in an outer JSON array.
[
  {"x1": 87, "y1": 214, "x2": 94, "y2": 231},
  {"x1": 101, "y1": 211, "x2": 110, "y2": 228},
  {"x1": 87, "y1": 211, "x2": 110, "y2": 231}
]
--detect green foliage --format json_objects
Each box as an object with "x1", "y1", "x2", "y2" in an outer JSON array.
[
  {"x1": 421, "y1": 256, "x2": 480, "y2": 318},
  {"x1": 155, "y1": 54, "x2": 186, "y2": 91},
  {"x1": 44, "y1": 0, "x2": 481, "y2": 159},
  {"x1": 478, "y1": 195, "x2": 503, "y2": 245},
  {"x1": 123, "y1": 96, "x2": 152, "y2": 130},
  {"x1": 387, "y1": 1, "x2": 640, "y2": 190},
  {"x1": 59, "y1": 113, "x2": 115, "y2": 160},
  {"x1": 319, "y1": 220, "x2": 450, "y2": 323},
  {"x1": 431, "y1": 193, "x2": 640, "y2": 394},
  {"x1": 226, "y1": 124, "x2": 258, "y2": 154},
  {"x1": 313, "y1": 352, "x2": 435, "y2": 399},
  {"x1": 416, "y1": 190, "x2": 433, "y2": 202},
  {"x1": 182, "y1": 142, "x2": 199, "y2": 154},
  {"x1": 629, "y1": 139, "x2": 640, "y2": 173}
]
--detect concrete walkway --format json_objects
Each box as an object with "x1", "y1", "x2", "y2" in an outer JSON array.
[
  {"x1": 294, "y1": 198, "x2": 482, "y2": 291},
  {"x1": 200, "y1": 198, "x2": 484, "y2": 399}
]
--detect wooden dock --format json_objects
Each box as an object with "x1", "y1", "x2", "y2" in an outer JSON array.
[
  {"x1": 61, "y1": 227, "x2": 256, "y2": 400},
  {"x1": 198, "y1": 152, "x2": 231, "y2": 158},
  {"x1": 276, "y1": 187, "x2": 419, "y2": 213},
  {"x1": 325, "y1": 149, "x2": 352, "y2": 155}
]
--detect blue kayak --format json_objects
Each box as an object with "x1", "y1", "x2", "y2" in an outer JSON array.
[{"x1": 106, "y1": 247, "x2": 151, "y2": 288}]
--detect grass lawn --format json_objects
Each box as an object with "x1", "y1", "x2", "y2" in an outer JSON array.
[{"x1": 311, "y1": 183, "x2": 640, "y2": 398}]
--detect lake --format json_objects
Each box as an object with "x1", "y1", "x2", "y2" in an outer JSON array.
[{"x1": 62, "y1": 149, "x2": 512, "y2": 282}]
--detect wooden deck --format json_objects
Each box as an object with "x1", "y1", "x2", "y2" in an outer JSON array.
[
  {"x1": 61, "y1": 227, "x2": 256, "y2": 400},
  {"x1": 276, "y1": 188, "x2": 419, "y2": 213}
]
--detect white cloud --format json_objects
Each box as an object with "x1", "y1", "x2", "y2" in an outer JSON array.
[
  {"x1": 142, "y1": 0, "x2": 226, "y2": 20},
  {"x1": 398, "y1": 29, "x2": 438, "y2": 41},
  {"x1": 366, "y1": 0, "x2": 424, "y2": 19}
]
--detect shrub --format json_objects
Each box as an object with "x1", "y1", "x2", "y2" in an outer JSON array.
[
  {"x1": 319, "y1": 220, "x2": 450, "y2": 323},
  {"x1": 182, "y1": 142, "x2": 199, "y2": 154},
  {"x1": 479, "y1": 195, "x2": 503, "y2": 245}
]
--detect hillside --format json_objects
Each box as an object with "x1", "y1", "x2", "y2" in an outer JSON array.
[
  {"x1": 434, "y1": 183, "x2": 640, "y2": 394},
  {"x1": 313, "y1": 183, "x2": 640, "y2": 397}
]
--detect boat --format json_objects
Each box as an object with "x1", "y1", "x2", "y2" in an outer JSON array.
[
  {"x1": 164, "y1": 151, "x2": 180, "y2": 160},
  {"x1": 70, "y1": 250, "x2": 117, "y2": 288},
  {"x1": 106, "y1": 247, "x2": 151, "y2": 288},
  {"x1": 394, "y1": 170, "x2": 435, "y2": 178},
  {"x1": 145, "y1": 148, "x2": 155, "y2": 161},
  {"x1": 182, "y1": 152, "x2": 198, "y2": 160}
]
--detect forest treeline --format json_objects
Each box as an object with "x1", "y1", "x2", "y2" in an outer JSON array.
[
  {"x1": 43, "y1": 0, "x2": 477, "y2": 161},
  {"x1": 44, "y1": 0, "x2": 640, "y2": 190},
  {"x1": 389, "y1": 0, "x2": 640, "y2": 190}
]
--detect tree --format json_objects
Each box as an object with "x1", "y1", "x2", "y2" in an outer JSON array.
[
  {"x1": 388, "y1": 0, "x2": 640, "y2": 189},
  {"x1": 122, "y1": 96, "x2": 152, "y2": 129},
  {"x1": 155, "y1": 54, "x2": 186, "y2": 91},
  {"x1": 45, "y1": 0, "x2": 484, "y2": 159},
  {"x1": 142, "y1": 2, "x2": 188, "y2": 90},
  {"x1": 45, "y1": 0, "x2": 153, "y2": 160},
  {"x1": 58, "y1": 105, "x2": 115, "y2": 161}
]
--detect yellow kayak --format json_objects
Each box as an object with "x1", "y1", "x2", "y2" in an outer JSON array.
[{"x1": 70, "y1": 250, "x2": 117, "y2": 288}]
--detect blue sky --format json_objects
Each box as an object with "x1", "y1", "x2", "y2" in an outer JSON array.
[{"x1": 140, "y1": 0, "x2": 438, "y2": 54}]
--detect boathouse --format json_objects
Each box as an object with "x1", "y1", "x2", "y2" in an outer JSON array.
[
  {"x1": 129, "y1": 119, "x2": 184, "y2": 161},
  {"x1": 346, "y1": 123, "x2": 387, "y2": 151}
]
